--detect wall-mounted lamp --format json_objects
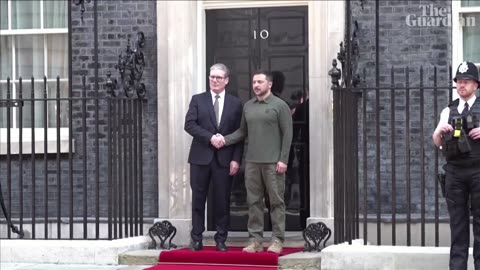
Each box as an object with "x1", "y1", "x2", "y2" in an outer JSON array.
[{"x1": 115, "y1": 32, "x2": 146, "y2": 98}]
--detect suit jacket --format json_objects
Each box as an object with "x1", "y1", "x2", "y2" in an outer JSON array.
[{"x1": 184, "y1": 91, "x2": 244, "y2": 167}]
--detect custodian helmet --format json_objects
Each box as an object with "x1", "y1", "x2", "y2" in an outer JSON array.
[{"x1": 453, "y1": 61, "x2": 480, "y2": 86}]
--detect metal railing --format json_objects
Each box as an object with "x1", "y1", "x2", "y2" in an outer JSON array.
[
  {"x1": 0, "y1": 75, "x2": 144, "y2": 240},
  {"x1": 332, "y1": 64, "x2": 454, "y2": 247}
]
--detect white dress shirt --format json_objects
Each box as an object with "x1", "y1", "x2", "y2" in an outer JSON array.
[{"x1": 210, "y1": 90, "x2": 225, "y2": 125}]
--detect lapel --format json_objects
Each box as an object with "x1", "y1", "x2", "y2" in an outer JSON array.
[{"x1": 204, "y1": 92, "x2": 218, "y2": 129}]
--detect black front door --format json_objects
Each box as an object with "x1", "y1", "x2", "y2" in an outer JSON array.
[{"x1": 206, "y1": 6, "x2": 309, "y2": 231}]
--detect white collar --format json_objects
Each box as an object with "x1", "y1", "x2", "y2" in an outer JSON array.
[
  {"x1": 460, "y1": 95, "x2": 476, "y2": 109},
  {"x1": 210, "y1": 90, "x2": 225, "y2": 99}
]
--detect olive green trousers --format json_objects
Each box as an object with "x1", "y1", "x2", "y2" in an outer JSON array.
[{"x1": 244, "y1": 162, "x2": 286, "y2": 242}]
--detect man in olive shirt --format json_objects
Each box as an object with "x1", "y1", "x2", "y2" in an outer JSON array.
[{"x1": 212, "y1": 70, "x2": 293, "y2": 253}]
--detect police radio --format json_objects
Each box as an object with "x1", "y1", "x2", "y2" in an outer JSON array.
[{"x1": 453, "y1": 117, "x2": 463, "y2": 138}]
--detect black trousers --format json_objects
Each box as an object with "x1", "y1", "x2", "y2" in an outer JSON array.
[
  {"x1": 444, "y1": 163, "x2": 480, "y2": 270},
  {"x1": 190, "y1": 158, "x2": 232, "y2": 243}
]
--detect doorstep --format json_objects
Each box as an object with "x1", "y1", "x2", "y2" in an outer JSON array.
[{"x1": 119, "y1": 232, "x2": 313, "y2": 267}]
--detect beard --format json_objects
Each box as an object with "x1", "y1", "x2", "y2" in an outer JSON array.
[{"x1": 254, "y1": 88, "x2": 269, "y2": 98}]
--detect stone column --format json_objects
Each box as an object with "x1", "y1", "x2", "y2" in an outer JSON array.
[
  {"x1": 157, "y1": 0, "x2": 200, "y2": 245},
  {"x1": 307, "y1": 0, "x2": 345, "y2": 242}
]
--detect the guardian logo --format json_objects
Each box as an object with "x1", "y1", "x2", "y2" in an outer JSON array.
[{"x1": 405, "y1": 4, "x2": 475, "y2": 27}]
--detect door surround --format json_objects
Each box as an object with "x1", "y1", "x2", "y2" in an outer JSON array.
[
  {"x1": 203, "y1": 1, "x2": 309, "y2": 10},
  {"x1": 156, "y1": 0, "x2": 344, "y2": 245}
]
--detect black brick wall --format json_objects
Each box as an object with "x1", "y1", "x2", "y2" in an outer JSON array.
[
  {"x1": 70, "y1": 0, "x2": 158, "y2": 218},
  {"x1": 0, "y1": 0, "x2": 158, "y2": 228},
  {"x1": 351, "y1": 0, "x2": 452, "y2": 218}
]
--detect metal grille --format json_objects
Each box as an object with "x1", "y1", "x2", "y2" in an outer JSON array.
[
  {"x1": 331, "y1": 0, "x2": 455, "y2": 247},
  {"x1": 0, "y1": 75, "x2": 145, "y2": 240}
]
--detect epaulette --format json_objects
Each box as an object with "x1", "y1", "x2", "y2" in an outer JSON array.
[{"x1": 448, "y1": 98, "x2": 460, "y2": 108}]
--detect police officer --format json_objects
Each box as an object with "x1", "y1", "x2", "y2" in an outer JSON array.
[{"x1": 432, "y1": 61, "x2": 480, "y2": 270}]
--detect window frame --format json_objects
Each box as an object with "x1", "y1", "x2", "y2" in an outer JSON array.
[
  {"x1": 452, "y1": 1, "x2": 480, "y2": 69},
  {"x1": 0, "y1": 0, "x2": 71, "y2": 155}
]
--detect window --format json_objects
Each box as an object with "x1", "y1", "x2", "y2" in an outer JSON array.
[
  {"x1": 452, "y1": 0, "x2": 480, "y2": 68},
  {"x1": 462, "y1": 12, "x2": 480, "y2": 62},
  {"x1": 462, "y1": 0, "x2": 480, "y2": 7},
  {"x1": 0, "y1": 0, "x2": 69, "y2": 154}
]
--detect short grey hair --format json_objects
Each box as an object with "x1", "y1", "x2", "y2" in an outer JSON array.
[{"x1": 210, "y1": 63, "x2": 230, "y2": 78}]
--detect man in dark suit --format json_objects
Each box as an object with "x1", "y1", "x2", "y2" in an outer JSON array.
[{"x1": 184, "y1": 63, "x2": 243, "y2": 252}]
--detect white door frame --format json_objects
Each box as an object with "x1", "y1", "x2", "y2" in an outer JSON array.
[{"x1": 156, "y1": 0, "x2": 343, "y2": 245}]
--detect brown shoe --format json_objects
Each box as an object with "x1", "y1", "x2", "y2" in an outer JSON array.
[
  {"x1": 267, "y1": 240, "x2": 283, "y2": 254},
  {"x1": 242, "y1": 241, "x2": 263, "y2": 253}
]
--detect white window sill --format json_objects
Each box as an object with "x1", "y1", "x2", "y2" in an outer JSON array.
[{"x1": 0, "y1": 128, "x2": 74, "y2": 155}]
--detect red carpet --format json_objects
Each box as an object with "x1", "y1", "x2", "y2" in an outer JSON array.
[
  {"x1": 145, "y1": 263, "x2": 277, "y2": 270},
  {"x1": 144, "y1": 246, "x2": 303, "y2": 270}
]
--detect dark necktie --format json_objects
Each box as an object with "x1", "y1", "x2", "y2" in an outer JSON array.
[
  {"x1": 461, "y1": 102, "x2": 469, "y2": 117},
  {"x1": 214, "y1": 95, "x2": 220, "y2": 126}
]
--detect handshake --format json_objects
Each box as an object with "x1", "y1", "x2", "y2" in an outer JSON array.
[{"x1": 210, "y1": 133, "x2": 226, "y2": 149}]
